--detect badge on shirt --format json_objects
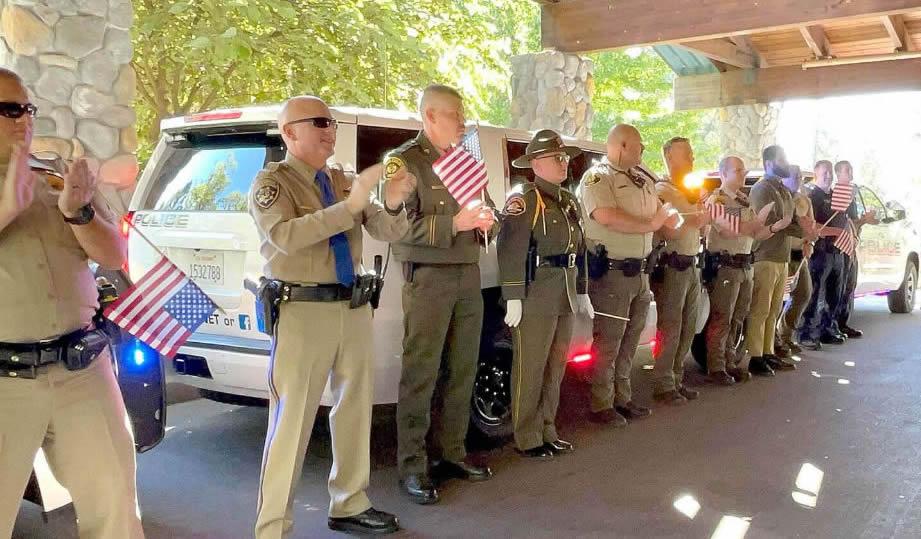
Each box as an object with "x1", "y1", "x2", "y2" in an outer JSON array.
[
  {"x1": 504, "y1": 194, "x2": 527, "y2": 216},
  {"x1": 583, "y1": 171, "x2": 602, "y2": 186},
  {"x1": 255, "y1": 184, "x2": 279, "y2": 209},
  {"x1": 384, "y1": 156, "x2": 405, "y2": 180}
]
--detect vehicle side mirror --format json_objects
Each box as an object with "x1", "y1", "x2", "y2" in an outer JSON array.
[{"x1": 884, "y1": 201, "x2": 906, "y2": 223}]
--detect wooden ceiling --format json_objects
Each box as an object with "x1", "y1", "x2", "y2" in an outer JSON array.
[{"x1": 538, "y1": 0, "x2": 921, "y2": 109}]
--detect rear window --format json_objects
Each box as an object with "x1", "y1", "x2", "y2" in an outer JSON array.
[{"x1": 143, "y1": 134, "x2": 285, "y2": 212}]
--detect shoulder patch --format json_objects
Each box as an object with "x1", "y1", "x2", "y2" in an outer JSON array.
[
  {"x1": 384, "y1": 155, "x2": 406, "y2": 180},
  {"x1": 254, "y1": 183, "x2": 280, "y2": 209},
  {"x1": 504, "y1": 194, "x2": 527, "y2": 216},
  {"x1": 583, "y1": 172, "x2": 602, "y2": 186}
]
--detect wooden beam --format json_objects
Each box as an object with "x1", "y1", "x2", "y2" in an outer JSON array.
[
  {"x1": 679, "y1": 38, "x2": 757, "y2": 69},
  {"x1": 729, "y1": 35, "x2": 769, "y2": 68},
  {"x1": 674, "y1": 57, "x2": 921, "y2": 110},
  {"x1": 881, "y1": 14, "x2": 915, "y2": 50},
  {"x1": 541, "y1": 0, "x2": 921, "y2": 52},
  {"x1": 800, "y1": 25, "x2": 831, "y2": 58}
]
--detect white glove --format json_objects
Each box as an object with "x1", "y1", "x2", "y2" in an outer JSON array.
[
  {"x1": 504, "y1": 299, "x2": 523, "y2": 327},
  {"x1": 577, "y1": 294, "x2": 595, "y2": 319}
]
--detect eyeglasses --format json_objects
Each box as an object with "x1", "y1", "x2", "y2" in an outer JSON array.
[
  {"x1": 544, "y1": 154, "x2": 570, "y2": 165},
  {"x1": 0, "y1": 102, "x2": 37, "y2": 119},
  {"x1": 285, "y1": 117, "x2": 338, "y2": 130}
]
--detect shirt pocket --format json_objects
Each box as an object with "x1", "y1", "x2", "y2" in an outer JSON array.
[{"x1": 426, "y1": 185, "x2": 454, "y2": 215}]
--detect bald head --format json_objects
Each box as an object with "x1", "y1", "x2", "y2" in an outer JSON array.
[
  {"x1": 0, "y1": 68, "x2": 32, "y2": 163},
  {"x1": 605, "y1": 124, "x2": 643, "y2": 169},
  {"x1": 278, "y1": 95, "x2": 336, "y2": 169},
  {"x1": 718, "y1": 156, "x2": 746, "y2": 192}
]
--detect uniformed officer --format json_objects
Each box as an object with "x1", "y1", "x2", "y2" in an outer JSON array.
[
  {"x1": 799, "y1": 160, "x2": 849, "y2": 349},
  {"x1": 746, "y1": 145, "x2": 804, "y2": 376},
  {"x1": 497, "y1": 130, "x2": 594, "y2": 459},
  {"x1": 387, "y1": 85, "x2": 498, "y2": 505},
  {"x1": 702, "y1": 156, "x2": 772, "y2": 385},
  {"x1": 250, "y1": 96, "x2": 411, "y2": 537},
  {"x1": 580, "y1": 124, "x2": 679, "y2": 426},
  {"x1": 777, "y1": 165, "x2": 818, "y2": 356},
  {"x1": 0, "y1": 68, "x2": 144, "y2": 538},
  {"x1": 651, "y1": 137, "x2": 709, "y2": 405}
]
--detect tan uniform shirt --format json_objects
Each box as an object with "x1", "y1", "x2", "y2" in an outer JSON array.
[
  {"x1": 0, "y1": 164, "x2": 117, "y2": 342},
  {"x1": 655, "y1": 178, "x2": 700, "y2": 256},
  {"x1": 705, "y1": 187, "x2": 756, "y2": 255},
  {"x1": 248, "y1": 154, "x2": 409, "y2": 283},
  {"x1": 580, "y1": 159, "x2": 659, "y2": 259}
]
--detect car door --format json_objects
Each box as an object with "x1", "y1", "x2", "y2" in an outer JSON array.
[{"x1": 855, "y1": 185, "x2": 903, "y2": 293}]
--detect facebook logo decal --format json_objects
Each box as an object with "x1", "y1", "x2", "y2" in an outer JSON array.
[{"x1": 238, "y1": 314, "x2": 252, "y2": 331}]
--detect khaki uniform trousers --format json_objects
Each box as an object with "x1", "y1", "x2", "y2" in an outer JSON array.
[
  {"x1": 511, "y1": 304, "x2": 573, "y2": 451},
  {"x1": 0, "y1": 349, "x2": 143, "y2": 539},
  {"x1": 705, "y1": 266, "x2": 753, "y2": 374},
  {"x1": 651, "y1": 266, "x2": 700, "y2": 393},
  {"x1": 778, "y1": 259, "x2": 812, "y2": 343},
  {"x1": 588, "y1": 271, "x2": 652, "y2": 411},
  {"x1": 255, "y1": 301, "x2": 373, "y2": 539},
  {"x1": 396, "y1": 264, "x2": 482, "y2": 477},
  {"x1": 745, "y1": 261, "x2": 787, "y2": 357}
]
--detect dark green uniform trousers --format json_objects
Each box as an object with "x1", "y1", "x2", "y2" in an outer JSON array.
[
  {"x1": 652, "y1": 266, "x2": 700, "y2": 393},
  {"x1": 588, "y1": 271, "x2": 651, "y2": 411},
  {"x1": 705, "y1": 265, "x2": 753, "y2": 374},
  {"x1": 778, "y1": 258, "x2": 812, "y2": 343},
  {"x1": 397, "y1": 263, "x2": 482, "y2": 477},
  {"x1": 511, "y1": 305, "x2": 573, "y2": 451}
]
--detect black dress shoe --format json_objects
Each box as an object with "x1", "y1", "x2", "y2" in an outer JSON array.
[
  {"x1": 653, "y1": 390, "x2": 688, "y2": 406},
  {"x1": 517, "y1": 445, "x2": 554, "y2": 459},
  {"x1": 727, "y1": 366, "x2": 751, "y2": 383},
  {"x1": 615, "y1": 401, "x2": 652, "y2": 420},
  {"x1": 764, "y1": 354, "x2": 796, "y2": 371},
  {"x1": 708, "y1": 371, "x2": 736, "y2": 386},
  {"x1": 841, "y1": 325, "x2": 863, "y2": 338},
  {"x1": 329, "y1": 508, "x2": 400, "y2": 535},
  {"x1": 820, "y1": 333, "x2": 845, "y2": 345},
  {"x1": 774, "y1": 344, "x2": 792, "y2": 359},
  {"x1": 545, "y1": 439, "x2": 574, "y2": 454},
  {"x1": 432, "y1": 459, "x2": 493, "y2": 482},
  {"x1": 587, "y1": 408, "x2": 628, "y2": 427},
  {"x1": 784, "y1": 341, "x2": 803, "y2": 354},
  {"x1": 798, "y1": 337, "x2": 822, "y2": 351},
  {"x1": 400, "y1": 474, "x2": 439, "y2": 505},
  {"x1": 748, "y1": 357, "x2": 775, "y2": 377},
  {"x1": 677, "y1": 386, "x2": 699, "y2": 400}
]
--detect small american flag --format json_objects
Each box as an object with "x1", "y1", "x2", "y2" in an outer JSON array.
[
  {"x1": 706, "y1": 202, "x2": 741, "y2": 234},
  {"x1": 830, "y1": 183, "x2": 854, "y2": 212},
  {"x1": 104, "y1": 256, "x2": 218, "y2": 358},
  {"x1": 834, "y1": 219, "x2": 858, "y2": 257},
  {"x1": 432, "y1": 129, "x2": 488, "y2": 208},
  {"x1": 783, "y1": 274, "x2": 797, "y2": 296}
]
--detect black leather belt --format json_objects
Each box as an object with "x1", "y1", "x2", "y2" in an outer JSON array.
[
  {"x1": 711, "y1": 251, "x2": 754, "y2": 269},
  {"x1": 607, "y1": 257, "x2": 647, "y2": 273},
  {"x1": 537, "y1": 253, "x2": 577, "y2": 268},
  {"x1": 0, "y1": 327, "x2": 88, "y2": 367},
  {"x1": 661, "y1": 252, "x2": 697, "y2": 271},
  {"x1": 282, "y1": 283, "x2": 353, "y2": 303}
]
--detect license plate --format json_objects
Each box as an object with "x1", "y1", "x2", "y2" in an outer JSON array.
[{"x1": 188, "y1": 250, "x2": 225, "y2": 286}]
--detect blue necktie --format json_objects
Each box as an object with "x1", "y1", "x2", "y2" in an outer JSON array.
[{"x1": 315, "y1": 171, "x2": 355, "y2": 285}]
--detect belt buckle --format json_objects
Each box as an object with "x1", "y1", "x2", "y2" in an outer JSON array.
[{"x1": 567, "y1": 253, "x2": 576, "y2": 268}]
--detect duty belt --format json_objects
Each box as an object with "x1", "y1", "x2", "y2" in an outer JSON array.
[
  {"x1": 607, "y1": 257, "x2": 647, "y2": 275},
  {"x1": 710, "y1": 251, "x2": 754, "y2": 269},
  {"x1": 537, "y1": 253, "x2": 577, "y2": 268},
  {"x1": 661, "y1": 252, "x2": 697, "y2": 271},
  {"x1": 0, "y1": 328, "x2": 88, "y2": 366},
  {"x1": 281, "y1": 283, "x2": 353, "y2": 302}
]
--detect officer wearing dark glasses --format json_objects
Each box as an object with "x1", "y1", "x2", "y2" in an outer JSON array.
[{"x1": 0, "y1": 68, "x2": 144, "y2": 538}]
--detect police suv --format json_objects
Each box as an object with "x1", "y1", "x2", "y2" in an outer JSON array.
[{"x1": 121, "y1": 106, "x2": 659, "y2": 438}]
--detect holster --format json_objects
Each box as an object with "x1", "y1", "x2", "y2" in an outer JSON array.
[
  {"x1": 587, "y1": 244, "x2": 609, "y2": 280},
  {"x1": 63, "y1": 329, "x2": 109, "y2": 371},
  {"x1": 702, "y1": 252, "x2": 721, "y2": 285},
  {"x1": 256, "y1": 277, "x2": 283, "y2": 336},
  {"x1": 350, "y1": 274, "x2": 383, "y2": 309}
]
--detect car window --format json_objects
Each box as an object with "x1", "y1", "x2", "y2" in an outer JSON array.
[
  {"x1": 858, "y1": 186, "x2": 882, "y2": 218},
  {"x1": 143, "y1": 135, "x2": 285, "y2": 212}
]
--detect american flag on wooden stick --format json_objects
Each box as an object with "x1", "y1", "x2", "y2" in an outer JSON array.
[
  {"x1": 432, "y1": 129, "x2": 489, "y2": 208},
  {"x1": 104, "y1": 256, "x2": 218, "y2": 359},
  {"x1": 783, "y1": 274, "x2": 797, "y2": 296},
  {"x1": 833, "y1": 219, "x2": 858, "y2": 257},
  {"x1": 706, "y1": 202, "x2": 741, "y2": 234},
  {"x1": 830, "y1": 182, "x2": 855, "y2": 212}
]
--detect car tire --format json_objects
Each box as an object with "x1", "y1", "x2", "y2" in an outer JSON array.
[
  {"x1": 469, "y1": 340, "x2": 514, "y2": 440},
  {"x1": 888, "y1": 260, "x2": 917, "y2": 314}
]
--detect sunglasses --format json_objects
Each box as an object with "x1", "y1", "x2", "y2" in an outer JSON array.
[
  {"x1": 285, "y1": 117, "x2": 338, "y2": 130},
  {"x1": 538, "y1": 153, "x2": 570, "y2": 165},
  {"x1": 0, "y1": 102, "x2": 37, "y2": 119}
]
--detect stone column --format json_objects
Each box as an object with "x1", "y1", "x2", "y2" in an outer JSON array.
[
  {"x1": 0, "y1": 0, "x2": 137, "y2": 210},
  {"x1": 510, "y1": 50, "x2": 594, "y2": 139},
  {"x1": 718, "y1": 103, "x2": 781, "y2": 169}
]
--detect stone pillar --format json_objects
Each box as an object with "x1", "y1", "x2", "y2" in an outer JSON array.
[
  {"x1": 718, "y1": 103, "x2": 781, "y2": 169},
  {"x1": 510, "y1": 50, "x2": 594, "y2": 139},
  {"x1": 0, "y1": 0, "x2": 137, "y2": 209}
]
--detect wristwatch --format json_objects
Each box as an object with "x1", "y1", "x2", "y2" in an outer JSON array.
[{"x1": 62, "y1": 204, "x2": 95, "y2": 225}]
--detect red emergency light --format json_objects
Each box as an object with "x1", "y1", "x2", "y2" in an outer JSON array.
[{"x1": 184, "y1": 111, "x2": 243, "y2": 123}]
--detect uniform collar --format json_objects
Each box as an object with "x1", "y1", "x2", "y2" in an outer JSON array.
[
  {"x1": 284, "y1": 153, "x2": 322, "y2": 182},
  {"x1": 601, "y1": 156, "x2": 630, "y2": 174},
  {"x1": 534, "y1": 176, "x2": 563, "y2": 201},
  {"x1": 415, "y1": 131, "x2": 442, "y2": 164}
]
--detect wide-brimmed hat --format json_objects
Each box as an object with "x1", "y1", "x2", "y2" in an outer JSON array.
[{"x1": 511, "y1": 129, "x2": 582, "y2": 168}]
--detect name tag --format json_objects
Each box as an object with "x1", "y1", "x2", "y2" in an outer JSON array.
[{"x1": 431, "y1": 185, "x2": 446, "y2": 190}]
